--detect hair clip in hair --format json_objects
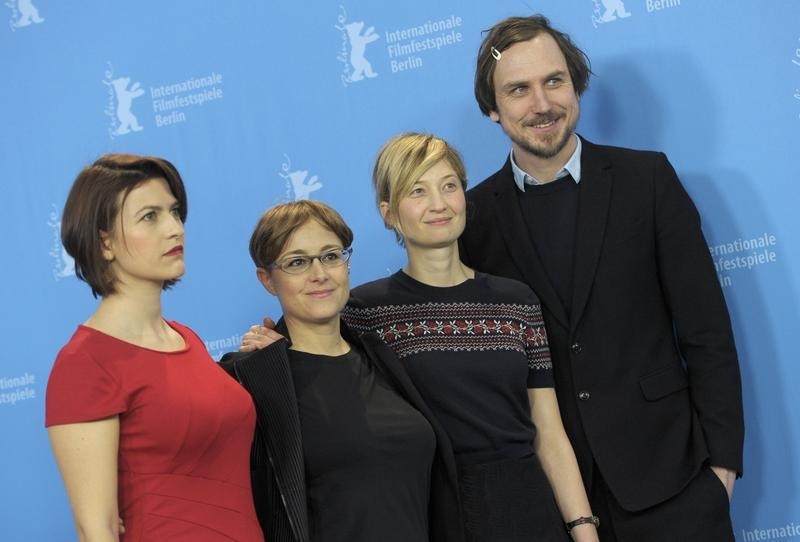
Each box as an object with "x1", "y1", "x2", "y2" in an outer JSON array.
[{"x1": 490, "y1": 46, "x2": 502, "y2": 60}]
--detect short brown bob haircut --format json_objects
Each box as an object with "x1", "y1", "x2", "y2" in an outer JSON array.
[
  {"x1": 372, "y1": 133, "x2": 467, "y2": 244},
  {"x1": 475, "y1": 14, "x2": 592, "y2": 117},
  {"x1": 61, "y1": 153, "x2": 188, "y2": 298},
  {"x1": 249, "y1": 200, "x2": 354, "y2": 269}
]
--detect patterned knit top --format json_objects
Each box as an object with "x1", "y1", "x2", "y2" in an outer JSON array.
[{"x1": 344, "y1": 270, "x2": 553, "y2": 465}]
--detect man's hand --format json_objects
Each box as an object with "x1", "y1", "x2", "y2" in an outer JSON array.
[
  {"x1": 710, "y1": 465, "x2": 736, "y2": 500},
  {"x1": 239, "y1": 317, "x2": 284, "y2": 351}
]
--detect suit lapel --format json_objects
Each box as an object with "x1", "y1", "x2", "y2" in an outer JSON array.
[
  {"x1": 490, "y1": 160, "x2": 570, "y2": 329},
  {"x1": 570, "y1": 140, "x2": 613, "y2": 334}
]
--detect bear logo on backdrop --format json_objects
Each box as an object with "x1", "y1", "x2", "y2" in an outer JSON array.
[
  {"x1": 334, "y1": 5, "x2": 466, "y2": 82},
  {"x1": 103, "y1": 62, "x2": 145, "y2": 138},
  {"x1": 335, "y1": 5, "x2": 379, "y2": 86},
  {"x1": 111, "y1": 78, "x2": 144, "y2": 135},
  {"x1": 101, "y1": 62, "x2": 226, "y2": 137},
  {"x1": 48, "y1": 204, "x2": 75, "y2": 281},
  {"x1": 6, "y1": 0, "x2": 43, "y2": 30},
  {"x1": 279, "y1": 154, "x2": 323, "y2": 201},
  {"x1": 592, "y1": 0, "x2": 632, "y2": 27}
]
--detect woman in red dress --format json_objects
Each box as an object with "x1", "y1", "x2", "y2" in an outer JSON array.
[{"x1": 45, "y1": 154, "x2": 263, "y2": 542}]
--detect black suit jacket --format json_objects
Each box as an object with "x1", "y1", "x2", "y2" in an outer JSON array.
[
  {"x1": 220, "y1": 318, "x2": 465, "y2": 542},
  {"x1": 459, "y1": 137, "x2": 744, "y2": 511}
]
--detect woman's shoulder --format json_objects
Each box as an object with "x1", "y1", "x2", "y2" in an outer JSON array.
[
  {"x1": 348, "y1": 274, "x2": 399, "y2": 307},
  {"x1": 351, "y1": 274, "x2": 395, "y2": 294},
  {"x1": 165, "y1": 320, "x2": 208, "y2": 351},
  {"x1": 54, "y1": 325, "x2": 119, "y2": 366},
  {"x1": 473, "y1": 271, "x2": 541, "y2": 305},
  {"x1": 46, "y1": 327, "x2": 127, "y2": 426},
  {"x1": 166, "y1": 320, "x2": 195, "y2": 336},
  {"x1": 219, "y1": 337, "x2": 291, "y2": 380}
]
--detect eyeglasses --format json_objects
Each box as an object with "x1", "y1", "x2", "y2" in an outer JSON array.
[{"x1": 267, "y1": 247, "x2": 352, "y2": 275}]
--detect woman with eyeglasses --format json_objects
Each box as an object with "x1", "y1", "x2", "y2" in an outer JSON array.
[
  {"x1": 244, "y1": 134, "x2": 598, "y2": 542},
  {"x1": 220, "y1": 200, "x2": 464, "y2": 542}
]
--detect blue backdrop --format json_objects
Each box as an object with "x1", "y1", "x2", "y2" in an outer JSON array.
[{"x1": 1, "y1": 1, "x2": 798, "y2": 540}]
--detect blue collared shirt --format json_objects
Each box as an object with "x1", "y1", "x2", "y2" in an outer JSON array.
[{"x1": 510, "y1": 136, "x2": 583, "y2": 191}]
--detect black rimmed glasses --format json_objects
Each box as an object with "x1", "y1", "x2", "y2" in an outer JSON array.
[{"x1": 267, "y1": 247, "x2": 352, "y2": 275}]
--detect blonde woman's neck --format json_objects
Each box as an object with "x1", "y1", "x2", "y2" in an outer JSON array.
[{"x1": 403, "y1": 243, "x2": 475, "y2": 287}]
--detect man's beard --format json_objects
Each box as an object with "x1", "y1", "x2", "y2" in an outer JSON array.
[{"x1": 516, "y1": 114, "x2": 576, "y2": 159}]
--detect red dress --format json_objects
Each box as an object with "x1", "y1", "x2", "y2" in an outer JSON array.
[{"x1": 46, "y1": 321, "x2": 263, "y2": 542}]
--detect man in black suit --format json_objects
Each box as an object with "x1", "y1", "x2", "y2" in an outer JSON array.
[{"x1": 459, "y1": 15, "x2": 743, "y2": 541}]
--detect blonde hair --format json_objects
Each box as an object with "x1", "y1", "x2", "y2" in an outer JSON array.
[{"x1": 372, "y1": 133, "x2": 467, "y2": 242}]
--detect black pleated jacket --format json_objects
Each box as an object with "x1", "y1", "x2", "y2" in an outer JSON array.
[{"x1": 220, "y1": 318, "x2": 465, "y2": 542}]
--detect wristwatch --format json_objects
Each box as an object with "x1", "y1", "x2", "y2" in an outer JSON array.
[{"x1": 565, "y1": 515, "x2": 600, "y2": 532}]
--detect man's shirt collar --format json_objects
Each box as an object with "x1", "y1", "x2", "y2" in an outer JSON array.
[{"x1": 511, "y1": 136, "x2": 582, "y2": 191}]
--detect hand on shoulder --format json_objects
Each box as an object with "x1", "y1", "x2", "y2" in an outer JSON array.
[{"x1": 239, "y1": 317, "x2": 284, "y2": 351}]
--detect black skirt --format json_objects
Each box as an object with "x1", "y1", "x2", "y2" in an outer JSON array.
[{"x1": 458, "y1": 454, "x2": 568, "y2": 542}]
